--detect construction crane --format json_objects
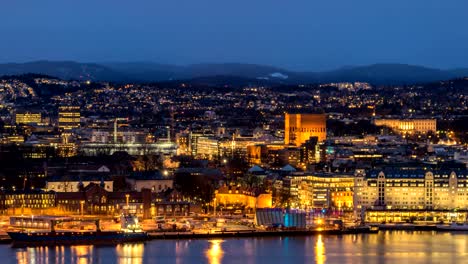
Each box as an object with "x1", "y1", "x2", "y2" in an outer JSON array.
[{"x1": 114, "y1": 118, "x2": 128, "y2": 143}]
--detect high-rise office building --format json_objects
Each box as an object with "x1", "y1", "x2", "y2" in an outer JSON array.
[
  {"x1": 284, "y1": 113, "x2": 326, "y2": 146},
  {"x1": 58, "y1": 106, "x2": 80, "y2": 131},
  {"x1": 300, "y1": 136, "x2": 321, "y2": 166}
]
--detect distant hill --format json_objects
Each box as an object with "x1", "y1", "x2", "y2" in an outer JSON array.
[
  {"x1": 103, "y1": 62, "x2": 295, "y2": 82},
  {"x1": 1, "y1": 61, "x2": 468, "y2": 85},
  {"x1": 0, "y1": 61, "x2": 130, "y2": 82},
  {"x1": 310, "y1": 64, "x2": 458, "y2": 85},
  {"x1": 449, "y1": 68, "x2": 468, "y2": 78}
]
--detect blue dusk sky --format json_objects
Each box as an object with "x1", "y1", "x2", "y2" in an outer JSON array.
[{"x1": 0, "y1": 0, "x2": 467, "y2": 71}]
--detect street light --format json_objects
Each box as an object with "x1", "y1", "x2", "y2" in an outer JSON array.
[
  {"x1": 80, "y1": 200, "x2": 85, "y2": 217},
  {"x1": 214, "y1": 198, "x2": 217, "y2": 216},
  {"x1": 125, "y1": 194, "x2": 130, "y2": 213}
]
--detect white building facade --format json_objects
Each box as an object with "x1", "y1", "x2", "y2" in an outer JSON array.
[{"x1": 354, "y1": 169, "x2": 468, "y2": 210}]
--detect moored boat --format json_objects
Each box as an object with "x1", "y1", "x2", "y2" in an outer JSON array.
[
  {"x1": 7, "y1": 214, "x2": 149, "y2": 247},
  {"x1": 7, "y1": 230, "x2": 149, "y2": 246}
]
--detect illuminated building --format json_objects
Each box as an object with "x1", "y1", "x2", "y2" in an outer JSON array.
[
  {"x1": 90, "y1": 130, "x2": 150, "y2": 144},
  {"x1": 247, "y1": 145, "x2": 266, "y2": 165},
  {"x1": 278, "y1": 147, "x2": 301, "y2": 167},
  {"x1": 58, "y1": 106, "x2": 81, "y2": 131},
  {"x1": 15, "y1": 112, "x2": 42, "y2": 125},
  {"x1": 247, "y1": 144, "x2": 296, "y2": 167},
  {"x1": 188, "y1": 131, "x2": 206, "y2": 156},
  {"x1": 55, "y1": 184, "x2": 150, "y2": 216},
  {"x1": 21, "y1": 145, "x2": 55, "y2": 159},
  {"x1": 82, "y1": 128, "x2": 177, "y2": 156},
  {"x1": 1, "y1": 135, "x2": 25, "y2": 144},
  {"x1": 0, "y1": 185, "x2": 190, "y2": 217},
  {"x1": 300, "y1": 136, "x2": 321, "y2": 167},
  {"x1": 127, "y1": 171, "x2": 173, "y2": 193},
  {"x1": 52, "y1": 133, "x2": 77, "y2": 157},
  {"x1": 364, "y1": 209, "x2": 468, "y2": 223},
  {"x1": 55, "y1": 185, "x2": 190, "y2": 217},
  {"x1": 0, "y1": 191, "x2": 56, "y2": 214},
  {"x1": 280, "y1": 173, "x2": 354, "y2": 209},
  {"x1": 284, "y1": 113, "x2": 326, "y2": 146},
  {"x1": 373, "y1": 119, "x2": 436, "y2": 134},
  {"x1": 80, "y1": 141, "x2": 177, "y2": 156},
  {"x1": 331, "y1": 190, "x2": 354, "y2": 209},
  {"x1": 214, "y1": 185, "x2": 272, "y2": 209},
  {"x1": 45, "y1": 175, "x2": 114, "y2": 192},
  {"x1": 354, "y1": 168, "x2": 468, "y2": 211},
  {"x1": 195, "y1": 136, "x2": 220, "y2": 160},
  {"x1": 176, "y1": 133, "x2": 190, "y2": 154}
]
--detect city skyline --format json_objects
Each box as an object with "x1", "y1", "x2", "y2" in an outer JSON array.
[{"x1": 0, "y1": 0, "x2": 467, "y2": 262}]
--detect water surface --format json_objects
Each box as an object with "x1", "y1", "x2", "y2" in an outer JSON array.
[{"x1": 1, "y1": 231, "x2": 467, "y2": 263}]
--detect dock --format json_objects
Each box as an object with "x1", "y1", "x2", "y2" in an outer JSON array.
[{"x1": 148, "y1": 228, "x2": 377, "y2": 239}]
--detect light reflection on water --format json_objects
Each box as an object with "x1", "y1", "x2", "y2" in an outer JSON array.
[
  {"x1": 73, "y1": 245, "x2": 93, "y2": 264},
  {"x1": 315, "y1": 235, "x2": 325, "y2": 264},
  {"x1": 116, "y1": 244, "x2": 144, "y2": 264},
  {"x1": 205, "y1": 240, "x2": 224, "y2": 264},
  {"x1": 4, "y1": 231, "x2": 468, "y2": 264}
]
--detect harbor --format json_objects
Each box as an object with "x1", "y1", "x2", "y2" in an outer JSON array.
[{"x1": 3, "y1": 211, "x2": 468, "y2": 247}]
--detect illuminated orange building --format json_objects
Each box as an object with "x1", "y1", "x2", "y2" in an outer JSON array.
[
  {"x1": 215, "y1": 185, "x2": 272, "y2": 209},
  {"x1": 284, "y1": 113, "x2": 326, "y2": 146}
]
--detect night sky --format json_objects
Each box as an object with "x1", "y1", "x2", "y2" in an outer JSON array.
[{"x1": 1, "y1": 0, "x2": 467, "y2": 70}]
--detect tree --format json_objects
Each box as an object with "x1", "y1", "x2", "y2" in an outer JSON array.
[
  {"x1": 132, "y1": 154, "x2": 162, "y2": 171},
  {"x1": 226, "y1": 152, "x2": 249, "y2": 179},
  {"x1": 279, "y1": 191, "x2": 293, "y2": 209},
  {"x1": 242, "y1": 173, "x2": 262, "y2": 189},
  {"x1": 174, "y1": 172, "x2": 215, "y2": 204}
]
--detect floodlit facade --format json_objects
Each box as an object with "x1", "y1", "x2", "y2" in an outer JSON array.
[
  {"x1": 45, "y1": 179, "x2": 114, "y2": 192},
  {"x1": 373, "y1": 119, "x2": 436, "y2": 134},
  {"x1": 196, "y1": 136, "x2": 220, "y2": 159},
  {"x1": 0, "y1": 192, "x2": 55, "y2": 213},
  {"x1": 281, "y1": 173, "x2": 354, "y2": 209},
  {"x1": 354, "y1": 169, "x2": 468, "y2": 210},
  {"x1": 284, "y1": 113, "x2": 326, "y2": 146},
  {"x1": 215, "y1": 185, "x2": 272, "y2": 209}
]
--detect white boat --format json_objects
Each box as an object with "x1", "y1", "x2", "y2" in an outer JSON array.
[{"x1": 436, "y1": 222, "x2": 468, "y2": 231}]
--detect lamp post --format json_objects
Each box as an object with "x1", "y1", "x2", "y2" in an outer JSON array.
[
  {"x1": 214, "y1": 198, "x2": 217, "y2": 216},
  {"x1": 80, "y1": 200, "x2": 85, "y2": 217},
  {"x1": 125, "y1": 194, "x2": 130, "y2": 214}
]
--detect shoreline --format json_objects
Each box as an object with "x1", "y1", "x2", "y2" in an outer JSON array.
[
  {"x1": 2, "y1": 225, "x2": 466, "y2": 246},
  {"x1": 148, "y1": 229, "x2": 372, "y2": 239}
]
